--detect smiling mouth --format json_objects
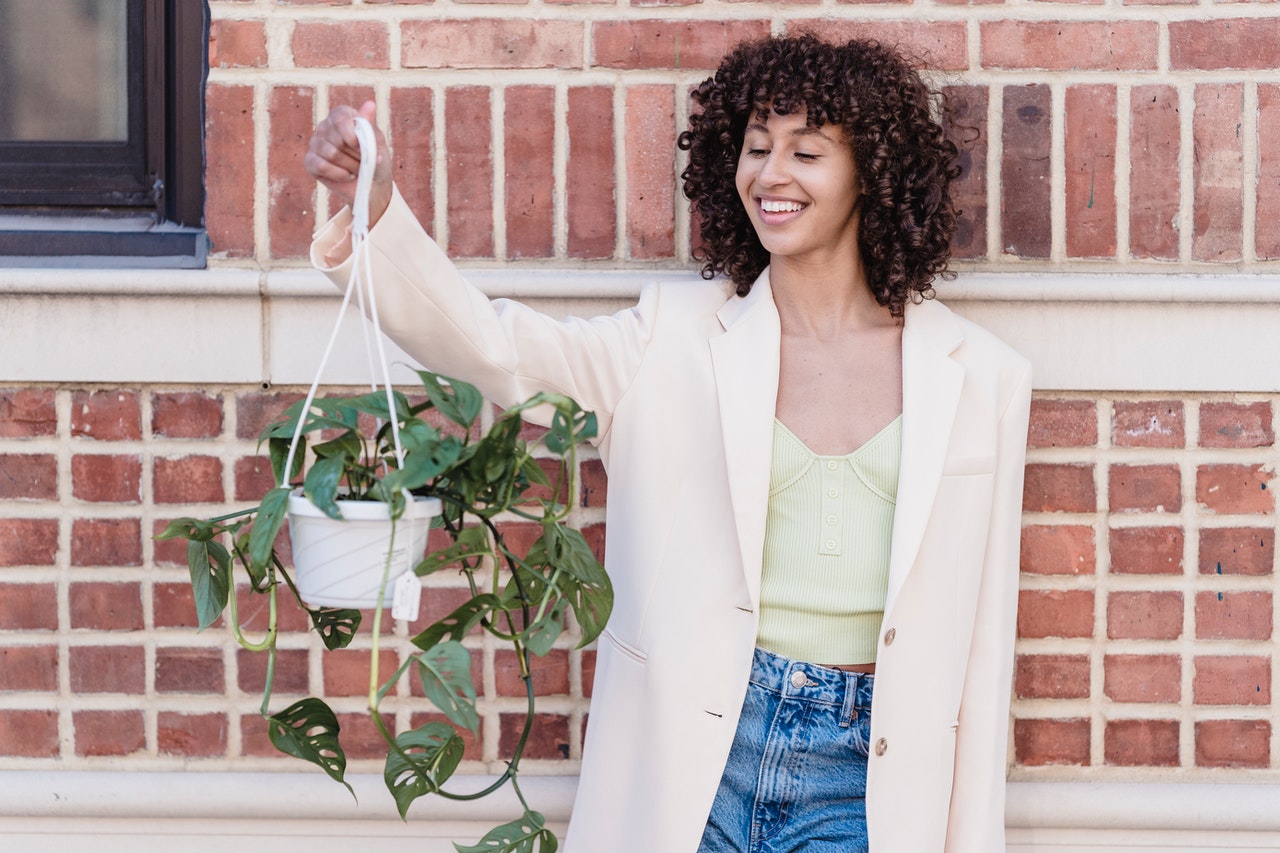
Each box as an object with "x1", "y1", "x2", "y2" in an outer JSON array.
[{"x1": 759, "y1": 199, "x2": 806, "y2": 214}]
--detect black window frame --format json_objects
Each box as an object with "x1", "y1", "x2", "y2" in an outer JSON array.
[{"x1": 0, "y1": 0, "x2": 207, "y2": 266}]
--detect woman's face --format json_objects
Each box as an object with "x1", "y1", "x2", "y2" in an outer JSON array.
[{"x1": 735, "y1": 108, "x2": 861, "y2": 267}]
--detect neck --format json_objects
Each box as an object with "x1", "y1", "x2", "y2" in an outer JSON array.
[{"x1": 769, "y1": 254, "x2": 896, "y2": 339}]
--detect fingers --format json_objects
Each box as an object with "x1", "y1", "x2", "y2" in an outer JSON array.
[{"x1": 306, "y1": 101, "x2": 394, "y2": 215}]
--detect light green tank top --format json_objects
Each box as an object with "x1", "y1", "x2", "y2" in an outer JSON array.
[{"x1": 756, "y1": 415, "x2": 901, "y2": 666}]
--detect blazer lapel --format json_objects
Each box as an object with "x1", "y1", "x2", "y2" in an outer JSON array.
[
  {"x1": 710, "y1": 271, "x2": 781, "y2": 610},
  {"x1": 885, "y1": 299, "x2": 965, "y2": 617}
]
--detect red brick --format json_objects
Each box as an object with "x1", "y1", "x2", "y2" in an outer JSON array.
[
  {"x1": 1105, "y1": 719, "x2": 1179, "y2": 766},
  {"x1": 389, "y1": 87, "x2": 435, "y2": 230},
  {"x1": 292, "y1": 21, "x2": 388, "y2": 69},
  {"x1": 1015, "y1": 654, "x2": 1090, "y2": 700},
  {"x1": 69, "y1": 583, "x2": 144, "y2": 631},
  {"x1": 1107, "y1": 591, "x2": 1182, "y2": 640},
  {"x1": 1018, "y1": 590, "x2": 1094, "y2": 639},
  {"x1": 1020, "y1": 525, "x2": 1095, "y2": 576},
  {"x1": 0, "y1": 518, "x2": 58, "y2": 566},
  {"x1": 209, "y1": 18, "x2": 266, "y2": 68},
  {"x1": 594, "y1": 20, "x2": 770, "y2": 70},
  {"x1": 499, "y1": 712, "x2": 571, "y2": 760},
  {"x1": 579, "y1": 458, "x2": 608, "y2": 508},
  {"x1": 582, "y1": 648, "x2": 596, "y2": 697},
  {"x1": 70, "y1": 646, "x2": 145, "y2": 694},
  {"x1": 1195, "y1": 719, "x2": 1270, "y2": 768},
  {"x1": 1022, "y1": 463, "x2": 1095, "y2": 513},
  {"x1": 152, "y1": 392, "x2": 224, "y2": 438},
  {"x1": 1014, "y1": 718, "x2": 1090, "y2": 766},
  {"x1": 1104, "y1": 654, "x2": 1181, "y2": 703},
  {"x1": 445, "y1": 87, "x2": 494, "y2": 258},
  {"x1": 1200, "y1": 528, "x2": 1273, "y2": 576},
  {"x1": 408, "y1": 712, "x2": 482, "y2": 761},
  {"x1": 791, "y1": 20, "x2": 968, "y2": 71},
  {"x1": 1109, "y1": 464, "x2": 1181, "y2": 513},
  {"x1": 1129, "y1": 86, "x2": 1180, "y2": 260},
  {"x1": 582, "y1": 522, "x2": 606, "y2": 564},
  {"x1": 268, "y1": 86, "x2": 317, "y2": 260},
  {"x1": 0, "y1": 710, "x2": 58, "y2": 757},
  {"x1": 1001, "y1": 85, "x2": 1052, "y2": 259},
  {"x1": 156, "y1": 648, "x2": 225, "y2": 694},
  {"x1": 71, "y1": 390, "x2": 141, "y2": 440},
  {"x1": 158, "y1": 712, "x2": 229, "y2": 758},
  {"x1": 496, "y1": 649, "x2": 570, "y2": 697},
  {"x1": 238, "y1": 648, "x2": 310, "y2": 695},
  {"x1": 335, "y1": 711, "x2": 395, "y2": 759},
  {"x1": 72, "y1": 454, "x2": 141, "y2": 503},
  {"x1": 236, "y1": 582, "x2": 310, "y2": 635},
  {"x1": 235, "y1": 392, "x2": 301, "y2": 440},
  {"x1": 1196, "y1": 591, "x2": 1273, "y2": 641},
  {"x1": 71, "y1": 518, "x2": 142, "y2": 566},
  {"x1": 1170, "y1": 19, "x2": 1280, "y2": 71},
  {"x1": 1110, "y1": 527, "x2": 1183, "y2": 575},
  {"x1": 981, "y1": 21, "x2": 1157, "y2": 70},
  {"x1": 0, "y1": 389, "x2": 56, "y2": 438},
  {"x1": 406, "y1": 586, "x2": 477, "y2": 636},
  {"x1": 234, "y1": 456, "x2": 276, "y2": 501},
  {"x1": 0, "y1": 453, "x2": 56, "y2": 500},
  {"x1": 943, "y1": 85, "x2": 988, "y2": 260},
  {"x1": 1112, "y1": 400, "x2": 1184, "y2": 448},
  {"x1": 505, "y1": 86, "x2": 555, "y2": 258},
  {"x1": 567, "y1": 87, "x2": 617, "y2": 260},
  {"x1": 1192, "y1": 85, "x2": 1243, "y2": 262},
  {"x1": 1194, "y1": 655, "x2": 1270, "y2": 705},
  {"x1": 1196, "y1": 464, "x2": 1273, "y2": 515},
  {"x1": 323, "y1": 648, "x2": 399, "y2": 697},
  {"x1": 1028, "y1": 400, "x2": 1097, "y2": 448},
  {"x1": 0, "y1": 584, "x2": 57, "y2": 630},
  {"x1": 154, "y1": 456, "x2": 224, "y2": 504},
  {"x1": 625, "y1": 85, "x2": 676, "y2": 260},
  {"x1": 0, "y1": 646, "x2": 57, "y2": 692},
  {"x1": 206, "y1": 84, "x2": 256, "y2": 258},
  {"x1": 1199, "y1": 402, "x2": 1273, "y2": 449},
  {"x1": 74, "y1": 710, "x2": 145, "y2": 757},
  {"x1": 402, "y1": 20, "x2": 582, "y2": 69},
  {"x1": 1064, "y1": 85, "x2": 1117, "y2": 258},
  {"x1": 1259, "y1": 85, "x2": 1280, "y2": 260},
  {"x1": 240, "y1": 714, "x2": 277, "y2": 758},
  {"x1": 152, "y1": 582, "x2": 206, "y2": 628}
]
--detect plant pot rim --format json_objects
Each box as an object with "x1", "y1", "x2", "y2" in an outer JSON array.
[{"x1": 286, "y1": 490, "x2": 442, "y2": 521}]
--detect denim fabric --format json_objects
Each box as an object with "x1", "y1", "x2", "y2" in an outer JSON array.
[{"x1": 698, "y1": 647, "x2": 874, "y2": 853}]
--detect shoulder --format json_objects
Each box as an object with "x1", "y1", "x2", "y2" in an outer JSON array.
[
  {"x1": 635, "y1": 276, "x2": 739, "y2": 324},
  {"x1": 920, "y1": 296, "x2": 1030, "y2": 377}
]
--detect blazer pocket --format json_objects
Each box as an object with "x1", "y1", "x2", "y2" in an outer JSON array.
[
  {"x1": 601, "y1": 628, "x2": 648, "y2": 665},
  {"x1": 942, "y1": 454, "x2": 996, "y2": 477}
]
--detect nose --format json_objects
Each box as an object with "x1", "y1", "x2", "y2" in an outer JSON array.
[{"x1": 756, "y1": 151, "x2": 789, "y2": 188}]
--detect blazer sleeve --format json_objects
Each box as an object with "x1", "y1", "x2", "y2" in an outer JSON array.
[
  {"x1": 944, "y1": 360, "x2": 1032, "y2": 852},
  {"x1": 311, "y1": 186, "x2": 657, "y2": 436}
]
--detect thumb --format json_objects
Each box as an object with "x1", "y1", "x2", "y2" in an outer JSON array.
[{"x1": 358, "y1": 100, "x2": 378, "y2": 125}]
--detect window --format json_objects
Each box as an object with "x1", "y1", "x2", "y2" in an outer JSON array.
[{"x1": 0, "y1": 0, "x2": 207, "y2": 267}]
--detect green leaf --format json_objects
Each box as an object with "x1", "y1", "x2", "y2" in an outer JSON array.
[
  {"x1": 415, "y1": 526, "x2": 492, "y2": 577},
  {"x1": 523, "y1": 599, "x2": 566, "y2": 657},
  {"x1": 383, "y1": 722, "x2": 465, "y2": 819},
  {"x1": 246, "y1": 486, "x2": 292, "y2": 574},
  {"x1": 382, "y1": 435, "x2": 464, "y2": 493},
  {"x1": 416, "y1": 641, "x2": 480, "y2": 735},
  {"x1": 411, "y1": 594, "x2": 502, "y2": 651},
  {"x1": 416, "y1": 371, "x2": 484, "y2": 429},
  {"x1": 526, "y1": 525, "x2": 612, "y2": 648},
  {"x1": 267, "y1": 435, "x2": 306, "y2": 486},
  {"x1": 312, "y1": 433, "x2": 362, "y2": 460},
  {"x1": 267, "y1": 698, "x2": 352, "y2": 795},
  {"x1": 186, "y1": 537, "x2": 231, "y2": 631},
  {"x1": 307, "y1": 606, "x2": 362, "y2": 650},
  {"x1": 303, "y1": 455, "x2": 346, "y2": 519},
  {"x1": 454, "y1": 812, "x2": 558, "y2": 853},
  {"x1": 157, "y1": 517, "x2": 218, "y2": 542}
]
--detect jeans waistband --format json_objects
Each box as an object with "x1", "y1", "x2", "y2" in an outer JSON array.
[{"x1": 749, "y1": 646, "x2": 874, "y2": 720}]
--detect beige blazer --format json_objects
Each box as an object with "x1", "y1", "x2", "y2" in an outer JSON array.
[{"x1": 314, "y1": 188, "x2": 1033, "y2": 853}]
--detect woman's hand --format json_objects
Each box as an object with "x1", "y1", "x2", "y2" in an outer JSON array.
[{"x1": 304, "y1": 100, "x2": 394, "y2": 228}]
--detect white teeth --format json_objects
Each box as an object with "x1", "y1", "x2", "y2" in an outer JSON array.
[{"x1": 760, "y1": 199, "x2": 804, "y2": 213}]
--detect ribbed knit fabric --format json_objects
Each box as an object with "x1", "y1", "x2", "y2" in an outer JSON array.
[{"x1": 756, "y1": 415, "x2": 901, "y2": 666}]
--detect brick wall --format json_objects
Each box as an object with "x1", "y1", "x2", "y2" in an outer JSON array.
[{"x1": 2, "y1": 0, "x2": 1279, "y2": 817}]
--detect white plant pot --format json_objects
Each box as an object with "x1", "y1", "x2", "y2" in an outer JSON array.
[{"x1": 287, "y1": 492, "x2": 442, "y2": 609}]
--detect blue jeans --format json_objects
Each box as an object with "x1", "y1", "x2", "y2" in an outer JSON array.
[{"x1": 698, "y1": 647, "x2": 874, "y2": 853}]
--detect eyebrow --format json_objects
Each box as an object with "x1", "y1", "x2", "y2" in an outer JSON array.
[{"x1": 744, "y1": 122, "x2": 838, "y2": 144}]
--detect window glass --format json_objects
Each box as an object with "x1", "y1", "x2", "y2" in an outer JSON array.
[{"x1": 0, "y1": 0, "x2": 129, "y2": 142}]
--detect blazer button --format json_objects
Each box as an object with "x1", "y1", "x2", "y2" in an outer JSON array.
[
  {"x1": 883, "y1": 627, "x2": 896, "y2": 646},
  {"x1": 875, "y1": 738, "x2": 888, "y2": 756}
]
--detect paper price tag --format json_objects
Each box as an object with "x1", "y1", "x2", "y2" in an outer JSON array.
[{"x1": 392, "y1": 572, "x2": 422, "y2": 622}]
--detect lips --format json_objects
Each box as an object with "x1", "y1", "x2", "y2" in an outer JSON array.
[{"x1": 759, "y1": 198, "x2": 805, "y2": 214}]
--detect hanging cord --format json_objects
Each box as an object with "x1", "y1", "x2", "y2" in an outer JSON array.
[{"x1": 280, "y1": 116, "x2": 407, "y2": 491}]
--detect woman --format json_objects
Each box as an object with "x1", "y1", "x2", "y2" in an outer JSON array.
[{"x1": 306, "y1": 35, "x2": 1031, "y2": 853}]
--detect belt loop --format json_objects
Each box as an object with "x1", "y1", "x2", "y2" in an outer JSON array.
[{"x1": 839, "y1": 672, "x2": 857, "y2": 728}]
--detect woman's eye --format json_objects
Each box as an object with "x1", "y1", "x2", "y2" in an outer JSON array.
[
  {"x1": 795, "y1": 152, "x2": 819, "y2": 162},
  {"x1": 746, "y1": 148, "x2": 768, "y2": 157}
]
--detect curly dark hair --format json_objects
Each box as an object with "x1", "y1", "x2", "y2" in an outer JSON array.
[{"x1": 678, "y1": 34, "x2": 961, "y2": 317}]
